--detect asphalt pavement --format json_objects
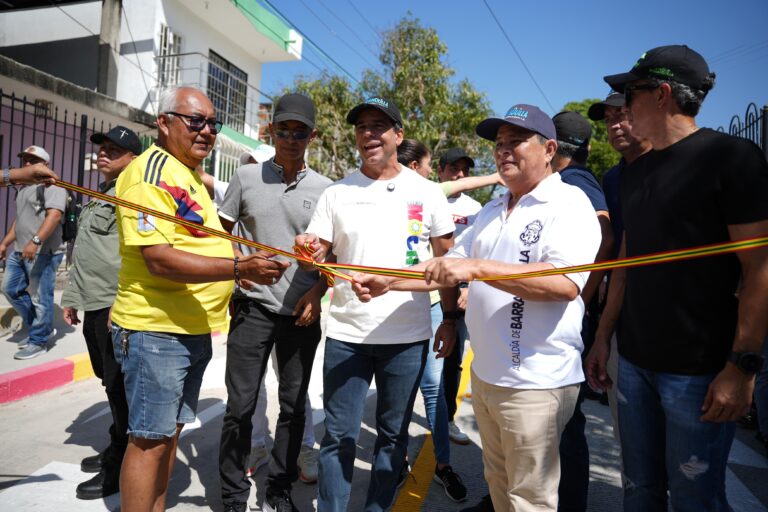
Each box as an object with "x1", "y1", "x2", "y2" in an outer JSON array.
[{"x1": 0, "y1": 288, "x2": 766, "y2": 511}]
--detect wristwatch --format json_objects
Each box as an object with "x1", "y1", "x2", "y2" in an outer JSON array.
[
  {"x1": 2, "y1": 167, "x2": 10, "y2": 186},
  {"x1": 728, "y1": 351, "x2": 765, "y2": 375},
  {"x1": 31, "y1": 235, "x2": 42, "y2": 246}
]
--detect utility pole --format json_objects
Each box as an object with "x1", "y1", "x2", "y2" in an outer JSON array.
[{"x1": 97, "y1": 0, "x2": 122, "y2": 97}]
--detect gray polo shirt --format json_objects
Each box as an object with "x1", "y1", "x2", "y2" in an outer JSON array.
[
  {"x1": 13, "y1": 184, "x2": 66, "y2": 254},
  {"x1": 219, "y1": 159, "x2": 332, "y2": 315}
]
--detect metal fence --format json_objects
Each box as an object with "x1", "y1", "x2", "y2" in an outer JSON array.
[
  {"x1": 0, "y1": 90, "x2": 151, "y2": 237},
  {"x1": 717, "y1": 102, "x2": 768, "y2": 159}
]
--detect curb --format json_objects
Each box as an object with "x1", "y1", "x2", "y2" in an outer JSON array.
[{"x1": 0, "y1": 351, "x2": 95, "y2": 405}]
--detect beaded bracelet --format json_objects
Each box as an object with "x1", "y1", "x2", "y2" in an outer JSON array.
[{"x1": 234, "y1": 256, "x2": 241, "y2": 286}]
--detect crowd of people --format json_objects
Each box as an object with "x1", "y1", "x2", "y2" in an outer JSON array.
[{"x1": 1, "y1": 43, "x2": 767, "y2": 512}]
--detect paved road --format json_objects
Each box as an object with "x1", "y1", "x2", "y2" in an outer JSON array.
[{"x1": 1, "y1": 332, "x2": 766, "y2": 511}]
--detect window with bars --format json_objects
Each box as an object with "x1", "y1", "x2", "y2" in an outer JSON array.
[
  {"x1": 158, "y1": 24, "x2": 182, "y2": 88},
  {"x1": 207, "y1": 50, "x2": 248, "y2": 132}
]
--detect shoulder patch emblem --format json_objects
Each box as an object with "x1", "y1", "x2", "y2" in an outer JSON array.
[{"x1": 519, "y1": 220, "x2": 543, "y2": 246}]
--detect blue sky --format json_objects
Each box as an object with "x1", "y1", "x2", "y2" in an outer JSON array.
[{"x1": 259, "y1": 0, "x2": 768, "y2": 132}]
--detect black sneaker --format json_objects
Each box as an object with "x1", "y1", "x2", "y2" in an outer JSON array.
[
  {"x1": 264, "y1": 489, "x2": 298, "y2": 512},
  {"x1": 222, "y1": 502, "x2": 247, "y2": 512},
  {"x1": 433, "y1": 464, "x2": 468, "y2": 502},
  {"x1": 460, "y1": 493, "x2": 495, "y2": 511}
]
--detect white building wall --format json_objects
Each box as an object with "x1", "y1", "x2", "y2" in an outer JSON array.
[
  {"x1": 1, "y1": 0, "x2": 288, "y2": 141},
  {"x1": 0, "y1": 2, "x2": 100, "y2": 47}
]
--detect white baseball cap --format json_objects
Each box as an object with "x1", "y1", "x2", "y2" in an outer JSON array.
[
  {"x1": 18, "y1": 145, "x2": 51, "y2": 164},
  {"x1": 239, "y1": 145, "x2": 276, "y2": 165}
]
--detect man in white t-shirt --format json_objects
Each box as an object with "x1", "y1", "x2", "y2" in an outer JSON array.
[
  {"x1": 353, "y1": 104, "x2": 601, "y2": 512},
  {"x1": 295, "y1": 97, "x2": 456, "y2": 511},
  {"x1": 436, "y1": 147, "x2": 482, "y2": 446}
]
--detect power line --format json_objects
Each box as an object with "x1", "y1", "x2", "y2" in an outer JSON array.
[
  {"x1": 317, "y1": 0, "x2": 379, "y2": 60},
  {"x1": 259, "y1": 0, "x2": 360, "y2": 84},
  {"x1": 480, "y1": 0, "x2": 555, "y2": 112},
  {"x1": 121, "y1": 4, "x2": 156, "y2": 115},
  {"x1": 50, "y1": 1, "x2": 157, "y2": 109},
  {"x1": 296, "y1": 0, "x2": 377, "y2": 68},
  {"x1": 344, "y1": 0, "x2": 382, "y2": 44}
]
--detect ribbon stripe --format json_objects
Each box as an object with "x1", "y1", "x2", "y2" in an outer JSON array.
[{"x1": 55, "y1": 180, "x2": 768, "y2": 284}]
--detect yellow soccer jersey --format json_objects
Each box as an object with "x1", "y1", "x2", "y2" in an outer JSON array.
[{"x1": 111, "y1": 144, "x2": 234, "y2": 335}]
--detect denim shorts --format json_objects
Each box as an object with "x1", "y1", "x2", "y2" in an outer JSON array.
[{"x1": 112, "y1": 324, "x2": 212, "y2": 439}]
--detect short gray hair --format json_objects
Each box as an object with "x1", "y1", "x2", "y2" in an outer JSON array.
[
  {"x1": 649, "y1": 73, "x2": 716, "y2": 117},
  {"x1": 157, "y1": 87, "x2": 180, "y2": 113}
]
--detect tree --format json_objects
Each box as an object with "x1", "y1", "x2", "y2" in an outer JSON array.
[
  {"x1": 284, "y1": 15, "x2": 495, "y2": 197},
  {"x1": 290, "y1": 73, "x2": 362, "y2": 181},
  {"x1": 560, "y1": 99, "x2": 620, "y2": 181}
]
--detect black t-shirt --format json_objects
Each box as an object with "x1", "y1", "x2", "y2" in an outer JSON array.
[{"x1": 619, "y1": 128, "x2": 768, "y2": 374}]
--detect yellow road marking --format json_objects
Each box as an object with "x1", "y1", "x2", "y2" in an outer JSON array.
[{"x1": 391, "y1": 348, "x2": 475, "y2": 511}]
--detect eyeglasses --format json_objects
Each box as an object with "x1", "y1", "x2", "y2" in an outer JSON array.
[
  {"x1": 624, "y1": 83, "x2": 660, "y2": 106},
  {"x1": 274, "y1": 129, "x2": 311, "y2": 140},
  {"x1": 165, "y1": 112, "x2": 223, "y2": 134}
]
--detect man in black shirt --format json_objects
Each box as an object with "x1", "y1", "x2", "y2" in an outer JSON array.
[{"x1": 601, "y1": 45, "x2": 768, "y2": 512}]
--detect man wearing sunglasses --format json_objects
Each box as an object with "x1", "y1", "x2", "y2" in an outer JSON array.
[
  {"x1": 111, "y1": 86, "x2": 288, "y2": 512},
  {"x1": 602, "y1": 45, "x2": 768, "y2": 512},
  {"x1": 1, "y1": 145, "x2": 67, "y2": 360},
  {"x1": 217, "y1": 93, "x2": 332, "y2": 512}
]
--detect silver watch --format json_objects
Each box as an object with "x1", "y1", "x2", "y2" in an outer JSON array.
[
  {"x1": 2, "y1": 167, "x2": 10, "y2": 186},
  {"x1": 31, "y1": 235, "x2": 42, "y2": 246}
]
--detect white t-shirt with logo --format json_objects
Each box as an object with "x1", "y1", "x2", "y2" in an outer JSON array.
[
  {"x1": 308, "y1": 166, "x2": 455, "y2": 344},
  {"x1": 447, "y1": 193, "x2": 482, "y2": 239},
  {"x1": 448, "y1": 173, "x2": 600, "y2": 389}
]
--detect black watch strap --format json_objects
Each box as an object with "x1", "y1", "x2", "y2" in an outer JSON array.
[
  {"x1": 728, "y1": 351, "x2": 765, "y2": 374},
  {"x1": 442, "y1": 310, "x2": 460, "y2": 321}
]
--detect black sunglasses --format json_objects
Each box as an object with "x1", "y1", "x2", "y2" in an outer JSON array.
[
  {"x1": 166, "y1": 112, "x2": 223, "y2": 134},
  {"x1": 624, "y1": 82, "x2": 660, "y2": 106},
  {"x1": 274, "y1": 129, "x2": 311, "y2": 140}
]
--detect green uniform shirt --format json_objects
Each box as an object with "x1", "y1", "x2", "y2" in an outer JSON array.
[{"x1": 61, "y1": 179, "x2": 121, "y2": 311}]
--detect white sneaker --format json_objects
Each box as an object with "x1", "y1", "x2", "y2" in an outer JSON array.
[
  {"x1": 297, "y1": 445, "x2": 318, "y2": 484},
  {"x1": 245, "y1": 445, "x2": 269, "y2": 477},
  {"x1": 448, "y1": 421, "x2": 470, "y2": 445}
]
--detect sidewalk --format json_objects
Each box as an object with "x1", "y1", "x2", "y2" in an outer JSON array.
[{"x1": 0, "y1": 288, "x2": 93, "y2": 403}]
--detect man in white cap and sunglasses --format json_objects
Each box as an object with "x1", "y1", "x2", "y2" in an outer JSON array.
[{"x1": 1, "y1": 144, "x2": 67, "y2": 360}]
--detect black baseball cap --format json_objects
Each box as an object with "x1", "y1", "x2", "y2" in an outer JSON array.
[
  {"x1": 553, "y1": 111, "x2": 591, "y2": 147},
  {"x1": 346, "y1": 97, "x2": 403, "y2": 127},
  {"x1": 587, "y1": 92, "x2": 625, "y2": 121},
  {"x1": 439, "y1": 147, "x2": 475, "y2": 169},
  {"x1": 476, "y1": 104, "x2": 556, "y2": 142},
  {"x1": 603, "y1": 45, "x2": 710, "y2": 93},
  {"x1": 90, "y1": 125, "x2": 142, "y2": 155},
  {"x1": 273, "y1": 93, "x2": 316, "y2": 129}
]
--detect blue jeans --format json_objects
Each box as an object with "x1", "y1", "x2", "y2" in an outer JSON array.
[
  {"x1": 617, "y1": 356, "x2": 735, "y2": 512},
  {"x1": 755, "y1": 338, "x2": 768, "y2": 437},
  {"x1": 419, "y1": 302, "x2": 450, "y2": 464},
  {"x1": 1, "y1": 251, "x2": 63, "y2": 346},
  {"x1": 442, "y1": 314, "x2": 468, "y2": 421},
  {"x1": 112, "y1": 324, "x2": 212, "y2": 440},
  {"x1": 318, "y1": 337, "x2": 428, "y2": 512}
]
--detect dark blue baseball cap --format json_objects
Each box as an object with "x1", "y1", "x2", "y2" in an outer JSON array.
[
  {"x1": 476, "y1": 104, "x2": 556, "y2": 142},
  {"x1": 346, "y1": 97, "x2": 403, "y2": 127}
]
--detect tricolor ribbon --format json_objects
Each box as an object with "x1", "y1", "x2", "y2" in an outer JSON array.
[{"x1": 55, "y1": 180, "x2": 768, "y2": 285}]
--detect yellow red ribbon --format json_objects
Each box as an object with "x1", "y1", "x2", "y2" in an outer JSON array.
[{"x1": 56, "y1": 179, "x2": 768, "y2": 284}]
